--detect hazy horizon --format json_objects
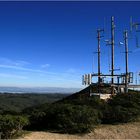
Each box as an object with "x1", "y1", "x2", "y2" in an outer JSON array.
[{"x1": 0, "y1": 86, "x2": 82, "y2": 93}]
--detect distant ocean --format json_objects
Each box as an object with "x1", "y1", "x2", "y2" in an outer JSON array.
[{"x1": 0, "y1": 86, "x2": 81, "y2": 93}]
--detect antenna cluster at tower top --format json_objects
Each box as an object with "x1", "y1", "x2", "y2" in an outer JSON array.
[{"x1": 82, "y1": 16, "x2": 140, "y2": 95}]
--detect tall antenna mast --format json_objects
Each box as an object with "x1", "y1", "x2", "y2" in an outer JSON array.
[
  {"x1": 97, "y1": 29, "x2": 104, "y2": 84},
  {"x1": 111, "y1": 16, "x2": 115, "y2": 94},
  {"x1": 97, "y1": 29, "x2": 101, "y2": 85},
  {"x1": 124, "y1": 30, "x2": 129, "y2": 93},
  {"x1": 97, "y1": 29, "x2": 104, "y2": 93}
]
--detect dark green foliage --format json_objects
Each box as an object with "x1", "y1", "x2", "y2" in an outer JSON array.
[
  {"x1": 59, "y1": 96, "x2": 106, "y2": 110},
  {"x1": 56, "y1": 92, "x2": 140, "y2": 125},
  {"x1": 108, "y1": 93, "x2": 140, "y2": 108},
  {"x1": 25, "y1": 92, "x2": 140, "y2": 133},
  {"x1": 0, "y1": 115, "x2": 29, "y2": 139},
  {"x1": 102, "y1": 93, "x2": 140, "y2": 124},
  {"x1": 27, "y1": 104, "x2": 101, "y2": 133},
  {"x1": 1, "y1": 91, "x2": 140, "y2": 135},
  {"x1": 0, "y1": 93, "x2": 69, "y2": 113},
  {"x1": 46, "y1": 104, "x2": 101, "y2": 133},
  {"x1": 25, "y1": 109, "x2": 47, "y2": 130},
  {"x1": 22, "y1": 102, "x2": 50, "y2": 115}
]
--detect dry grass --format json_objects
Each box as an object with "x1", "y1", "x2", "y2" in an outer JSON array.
[{"x1": 19, "y1": 122, "x2": 140, "y2": 139}]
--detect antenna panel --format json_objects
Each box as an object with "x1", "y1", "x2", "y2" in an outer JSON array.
[
  {"x1": 88, "y1": 74, "x2": 92, "y2": 85},
  {"x1": 121, "y1": 76, "x2": 125, "y2": 84},
  {"x1": 82, "y1": 75, "x2": 84, "y2": 85},
  {"x1": 128, "y1": 72, "x2": 134, "y2": 83},
  {"x1": 85, "y1": 74, "x2": 88, "y2": 85}
]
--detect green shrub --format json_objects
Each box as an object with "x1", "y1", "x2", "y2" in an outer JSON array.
[
  {"x1": 26, "y1": 110, "x2": 46, "y2": 130},
  {"x1": 27, "y1": 103, "x2": 101, "y2": 133},
  {"x1": 25, "y1": 92, "x2": 140, "y2": 133},
  {"x1": 0, "y1": 115, "x2": 29, "y2": 139},
  {"x1": 102, "y1": 93, "x2": 140, "y2": 124},
  {"x1": 108, "y1": 93, "x2": 140, "y2": 108},
  {"x1": 48, "y1": 104, "x2": 102, "y2": 133}
]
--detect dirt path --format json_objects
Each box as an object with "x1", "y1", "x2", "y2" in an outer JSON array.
[{"x1": 19, "y1": 122, "x2": 140, "y2": 139}]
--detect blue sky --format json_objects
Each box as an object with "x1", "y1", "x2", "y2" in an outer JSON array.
[{"x1": 0, "y1": 1, "x2": 140, "y2": 88}]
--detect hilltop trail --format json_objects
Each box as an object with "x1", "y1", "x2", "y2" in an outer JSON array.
[{"x1": 19, "y1": 122, "x2": 140, "y2": 139}]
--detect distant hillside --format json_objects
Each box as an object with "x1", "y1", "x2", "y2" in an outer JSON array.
[
  {"x1": 57, "y1": 84, "x2": 112, "y2": 103},
  {"x1": 0, "y1": 93, "x2": 70, "y2": 113}
]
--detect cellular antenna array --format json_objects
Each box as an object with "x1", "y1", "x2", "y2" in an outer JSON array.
[{"x1": 82, "y1": 16, "x2": 140, "y2": 97}]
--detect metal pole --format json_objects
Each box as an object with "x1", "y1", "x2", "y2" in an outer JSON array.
[
  {"x1": 111, "y1": 16, "x2": 115, "y2": 94},
  {"x1": 124, "y1": 30, "x2": 128, "y2": 93},
  {"x1": 97, "y1": 29, "x2": 104, "y2": 93},
  {"x1": 97, "y1": 29, "x2": 101, "y2": 85}
]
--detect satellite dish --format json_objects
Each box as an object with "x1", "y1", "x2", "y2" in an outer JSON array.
[{"x1": 119, "y1": 42, "x2": 124, "y2": 45}]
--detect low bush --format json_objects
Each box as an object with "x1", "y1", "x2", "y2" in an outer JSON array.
[
  {"x1": 102, "y1": 93, "x2": 140, "y2": 124},
  {"x1": 26, "y1": 110, "x2": 46, "y2": 130},
  {"x1": 0, "y1": 115, "x2": 29, "y2": 139},
  {"x1": 46, "y1": 104, "x2": 102, "y2": 133},
  {"x1": 27, "y1": 103, "x2": 102, "y2": 133},
  {"x1": 24, "y1": 92, "x2": 140, "y2": 133}
]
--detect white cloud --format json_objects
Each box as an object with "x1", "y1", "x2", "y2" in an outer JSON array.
[
  {"x1": 0, "y1": 57, "x2": 30, "y2": 67},
  {"x1": 0, "y1": 64, "x2": 56, "y2": 75},
  {"x1": 41, "y1": 64, "x2": 50, "y2": 68},
  {"x1": 0, "y1": 58, "x2": 85, "y2": 87},
  {"x1": 0, "y1": 58, "x2": 55, "y2": 75}
]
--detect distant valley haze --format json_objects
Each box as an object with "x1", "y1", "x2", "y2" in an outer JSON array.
[{"x1": 0, "y1": 86, "x2": 81, "y2": 93}]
